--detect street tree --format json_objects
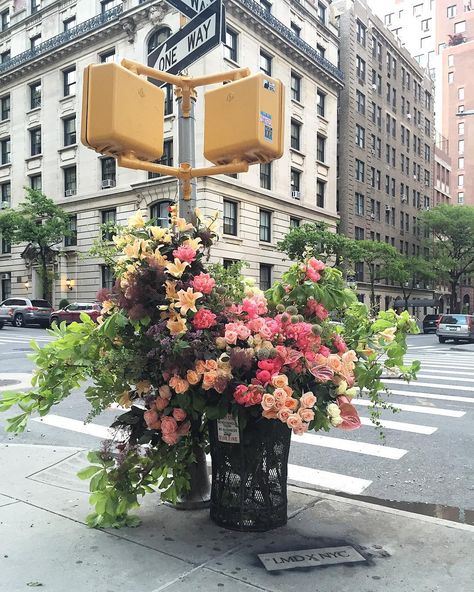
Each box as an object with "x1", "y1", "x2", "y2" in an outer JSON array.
[
  {"x1": 387, "y1": 255, "x2": 436, "y2": 311},
  {"x1": 0, "y1": 188, "x2": 72, "y2": 300},
  {"x1": 420, "y1": 204, "x2": 474, "y2": 313}
]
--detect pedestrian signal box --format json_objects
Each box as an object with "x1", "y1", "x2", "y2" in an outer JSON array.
[
  {"x1": 81, "y1": 63, "x2": 165, "y2": 161},
  {"x1": 203, "y1": 73, "x2": 284, "y2": 166}
]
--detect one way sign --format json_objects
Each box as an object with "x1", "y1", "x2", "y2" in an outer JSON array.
[
  {"x1": 165, "y1": 0, "x2": 215, "y2": 19},
  {"x1": 148, "y1": 0, "x2": 224, "y2": 75}
]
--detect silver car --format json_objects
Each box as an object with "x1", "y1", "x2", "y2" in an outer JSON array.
[
  {"x1": 0, "y1": 297, "x2": 52, "y2": 328},
  {"x1": 436, "y1": 314, "x2": 474, "y2": 343}
]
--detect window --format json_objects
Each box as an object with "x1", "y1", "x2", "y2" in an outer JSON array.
[
  {"x1": 29, "y1": 128, "x2": 41, "y2": 156},
  {"x1": 290, "y1": 22, "x2": 301, "y2": 37},
  {"x1": 101, "y1": 0, "x2": 121, "y2": 12},
  {"x1": 355, "y1": 192, "x2": 364, "y2": 215},
  {"x1": 0, "y1": 95, "x2": 10, "y2": 121},
  {"x1": 259, "y1": 209, "x2": 271, "y2": 242},
  {"x1": 100, "y1": 49, "x2": 115, "y2": 63},
  {"x1": 316, "y1": 90, "x2": 326, "y2": 117},
  {"x1": 223, "y1": 200, "x2": 237, "y2": 235},
  {"x1": 316, "y1": 180, "x2": 325, "y2": 208},
  {"x1": 458, "y1": 122, "x2": 465, "y2": 135},
  {"x1": 458, "y1": 174, "x2": 464, "y2": 187},
  {"x1": 291, "y1": 72, "x2": 301, "y2": 102},
  {"x1": 101, "y1": 209, "x2": 116, "y2": 241},
  {"x1": 65, "y1": 215, "x2": 77, "y2": 247},
  {"x1": 30, "y1": 34, "x2": 41, "y2": 50},
  {"x1": 1, "y1": 230, "x2": 11, "y2": 254},
  {"x1": 355, "y1": 226, "x2": 364, "y2": 240},
  {"x1": 448, "y1": 72, "x2": 454, "y2": 84},
  {"x1": 0, "y1": 9, "x2": 9, "y2": 32},
  {"x1": 290, "y1": 119, "x2": 301, "y2": 151},
  {"x1": 355, "y1": 125, "x2": 365, "y2": 149},
  {"x1": 317, "y1": 2, "x2": 326, "y2": 25},
  {"x1": 150, "y1": 201, "x2": 171, "y2": 228},
  {"x1": 260, "y1": 0, "x2": 272, "y2": 12},
  {"x1": 458, "y1": 157, "x2": 464, "y2": 169},
  {"x1": 1, "y1": 50, "x2": 11, "y2": 64},
  {"x1": 355, "y1": 261, "x2": 364, "y2": 282},
  {"x1": 63, "y1": 16, "x2": 76, "y2": 31},
  {"x1": 224, "y1": 28, "x2": 238, "y2": 62},
  {"x1": 290, "y1": 217, "x2": 300, "y2": 229},
  {"x1": 458, "y1": 87, "x2": 465, "y2": 100},
  {"x1": 458, "y1": 192, "x2": 464, "y2": 204},
  {"x1": 101, "y1": 265, "x2": 115, "y2": 290},
  {"x1": 63, "y1": 67, "x2": 76, "y2": 96},
  {"x1": 316, "y1": 44, "x2": 326, "y2": 58},
  {"x1": 223, "y1": 258, "x2": 238, "y2": 269},
  {"x1": 355, "y1": 159, "x2": 365, "y2": 182},
  {"x1": 1, "y1": 181, "x2": 11, "y2": 206},
  {"x1": 291, "y1": 169, "x2": 301, "y2": 195},
  {"x1": 448, "y1": 54, "x2": 454, "y2": 67},
  {"x1": 29, "y1": 81, "x2": 41, "y2": 109},
  {"x1": 356, "y1": 90, "x2": 365, "y2": 114},
  {"x1": 1, "y1": 272, "x2": 11, "y2": 301},
  {"x1": 31, "y1": 0, "x2": 41, "y2": 14},
  {"x1": 317, "y1": 134, "x2": 326, "y2": 161},
  {"x1": 259, "y1": 264, "x2": 272, "y2": 291},
  {"x1": 260, "y1": 50, "x2": 272, "y2": 75},
  {"x1": 454, "y1": 21, "x2": 466, "y2": 33},
  {"x1": 101, "y1": 157, "x2": 116, "y2": 185},
  {"x1": 63, "y1": 116, "x2": 76, "y2": 146},
  {"x1": 356, "y1": 20, "x2": 366, "y2": 46},
  {"x1": 356, "y1": 55, "x2": 366, "y2": 81},
  {"x1": 421, "y1": 18, "x2": 431, "y2": 31},
  {"x1": 148, "y1": 138, "x2": 173, "y2": 179},
  {"x1": 459, "y1": 139, "x2": 465, "y2": 154},
  {"x1": 30, "y1": 174, "x2": 41, "y2": 191},
  {"x1": 458, "y1": 104, "x2": 465, "y2": 113},
  {"x1": 64, "y1": 165, "x2": 77, "y2": 196},
  {"x1": 447, "y1": 5, "x2": 457, "y2": 18},
  {"x1": 256, "y1": 160, "x2": 271, "y2": 190}
]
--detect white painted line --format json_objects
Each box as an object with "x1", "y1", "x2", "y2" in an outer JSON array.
[
  {"x1": 287, "y1": 464, "x2": 372, "y2": 495},
  {"x1": 359, "y1": 416, "x2": 437, "y2": 435},
  {"x1": 0, "y1": 373, "x2": 33, "y2": 391},
  {"x1": 353, "y1": 398, "x2": 465, "y2": 417},
  {"x1": 414, "y1": 374, "x2": 474, "y2": 383},
  {"x1": 385, "y1": 380, "x2": 474, "y2": 392},
  {"x1": 417, "y1": 369, "x2": 474, "y2": 376},
  {"x1": 32, "y1": 415, "x2": 116, "y2": 439},
  {"x1": 382, "y1": 389, "x2": 474, "y2": 404},
  {"x1": 291, "y1": 432, "x2": 407, "y2": 459},
  {"x1": 408, "y1": 346, "x2": 440, "y2": 350}
]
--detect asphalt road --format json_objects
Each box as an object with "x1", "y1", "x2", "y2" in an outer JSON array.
[{"x1": 0, "y1": 325, "x2": 473, "y2": 516}]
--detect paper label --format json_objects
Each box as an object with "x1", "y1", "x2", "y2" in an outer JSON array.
[
  {"x1": 260, "y1": 111, "x2": 272, "y2": 126},
  {"x1": 217, "y1": 414, "x2": 240, "y2": 444},
  {"x1": 263, "y1": 79, "x2": 276, "y2": 92}
]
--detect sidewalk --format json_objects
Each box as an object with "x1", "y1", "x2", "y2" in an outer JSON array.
[{"x1": 0, "y1": 443, "x2": 473, "y2": 592}]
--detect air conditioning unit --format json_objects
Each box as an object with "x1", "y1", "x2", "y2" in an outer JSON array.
[
  {"x1": 372, "y1": 84, "x2": 377, "y2": 90},
  {"x1": 101, "y1": 179, "x2": 116, "y2": 189},
  {"x1": 414, "y1": 175, "x2": 417, "y2": 180},
  {"x1": 291, "y1": 190, "x2": 301, "y2": 199},
  {"x1": 385, "y1": 205, "x2": 391, "y2": 212},
  {"x1": 370, "y1": 213, "x2": 375, "y2": 220},
  {"x1": 65, "y1": 189, "x2": 76, "y2": 197},
  {"x1": 407, "y1": 113, "x2": 412, "y2": 119},
  {"x1": 425, "y1": 180, "x2": 430, "y2": 186}
]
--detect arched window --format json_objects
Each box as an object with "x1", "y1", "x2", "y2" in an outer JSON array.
[
  {"x1": 150, "y1": 201, "x2": 171, "y2": 228},
  {"x1": 147, "y1": 28, "x2": 173, "y2": 115}
]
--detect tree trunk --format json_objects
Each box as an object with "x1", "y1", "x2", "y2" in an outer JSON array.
[
  {"x1": 450, "y1": 280, "x2": 459, "y2": 313},
  {"x1": 40, "y1": 248, "x2": 48, "y2": 301},
  {"x1": 370, "y1": 277, "x2": 376, "y2": 312}
]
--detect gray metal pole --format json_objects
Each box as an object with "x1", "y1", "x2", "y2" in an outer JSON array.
[{"x1": 177, "y1": 97, "x2": 197, "y2": 222}]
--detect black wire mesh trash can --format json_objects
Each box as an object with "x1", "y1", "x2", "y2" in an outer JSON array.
[{"x1": 209, "y1": 416, "x2": 291, "y2": 532}]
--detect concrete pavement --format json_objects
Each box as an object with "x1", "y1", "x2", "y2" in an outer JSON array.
[{"x1": 1, "y1": 443, "x2": 473, "y2": 592}]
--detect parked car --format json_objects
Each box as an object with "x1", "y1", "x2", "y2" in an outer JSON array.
[
  {"x1": 50, "y1": 302, "x2": 101, "y2": 325},
  {"x1": 436, "y1": 314, "x2": 474, "y2": 343},
  {"x1": 422, "y1": 314, "x2": 440, "y2": 334},
  {"x1": 0, "y1": 298, "x2": 53, "y2": 328}
]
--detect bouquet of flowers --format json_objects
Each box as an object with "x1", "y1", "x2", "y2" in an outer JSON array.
[{"x1": 0, "y1": 208, "x2": 419, "y2": 528}]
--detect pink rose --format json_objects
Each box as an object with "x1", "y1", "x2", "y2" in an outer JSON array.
[
  {"x1": 319, "y1": 345, "x2": 331, "y2": 357},
  {"x1": 161, "y1": 415, "x2": 178, "y2": 435},
  {"x1": 144, "y1": 409, "x2": 159, "y2": 428},
  {"x1": 191, "y1": 273, "x2": 215, "y2": 295},
  {"x1": 177, "y1": 420, "x2": 191, "y2": 436},
  {"x1": 155, "y1": 397, "x2": 168, "y2": 411},
  {"x1": 172, "y1": 408, "x2": 187, "y2": 421},
  {"x1": 300, "y1": 392, "x2": 317, "y2": 408},
  {"x1": 225, "y1": 330, "x2": 238, "y2": 345},
  {"x1": 256, "y1": 369, "x2": 272, "y2": 385},
  {"x1": 261, "y1": 393, "x2": 276, "y2": 410},
  {"x1": 262, "y1": 408, "x2": 279, "y2": 419},
  {"x1": 306, "y1": 267, "x2": 321, "y2": 282},
  {"x1": 299, "y1": 408, "x2": 315, "y2": 422},
  {"x1": 173, "y1": 245, "x2": 196, "y2": 263},
  {"x1": 234, "y1": 385, "x2": 251, "y2": 406},
  {"x1": 273, "y1": 388, "x2": 288, "y2": 404},
  {"x1": 158, "y1": 385, "x2": 172, "y2": 399},
  {"x1": 162, "y1": 431, "x2": 179, "y2": 445},
  {"x1": 277, "y1": 408, "x2": 291, "y2": 423},
  {"x1": 286, "y1": 414, "x2": 303, "y2": 430},
  {"x1": 192, "y1": 308, "x2": 217, "y2": 330}
]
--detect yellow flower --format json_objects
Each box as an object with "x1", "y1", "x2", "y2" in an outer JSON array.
[
  {"x1": 183, "y1": 237, "x2": 202, "y2": 251},
  {"x1": 380, "y1": 327, "x2": 397, "y2": 343},
  {"x1": 195, "y1": 208, "x2": 204, "y2": 222},
  {"x1": 149, "y1": 226, "x2": 169, "y2": 241},
  {"x1": 118, "y1": 391, "x2": 132, "y2": 408},
  {"x1": 128, "y1": 210, "x2": 145, "y2": 228},
  {"x1": 165, "y1": 280, "x2": 179, "y2": 300},
  {"x1": 175, "y1": 217, "x2": 194, "y2": 232},
  {"x1": 166, "y1": 258, "x2": 189, "y2": 278},
  {"x1": 167, "y1": 315, "x2": 187, "y2": 335},
  {"x1": 123, "y1": 239, "x2": 149, "y2": 259},
  {"x1": 152, "y1": 248, "x2": 168, "y2": 266},
  {"x1": 135, "y1": 380, "x2": 151, "y2": 395},
  {"x1": 176, "y1": 287, "x2": 203, "y2": 315},
  {"x1": 101, "y1": 300, "x2": 115, "y2": 314}
]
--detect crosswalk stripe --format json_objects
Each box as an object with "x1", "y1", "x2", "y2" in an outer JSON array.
[
  {"x1": 32, "y1": 415, "x2": 116, "y2": 439},
  {"x1": 417, "y1": 369, "x2": 474, "y2": 376},
  {"x1": 353, "y1": 398, "x2": 465, "y2": 417},
  {"x1": 287, "y1": 464, "x2": 372, "y2": 495},
  {"x1": 359, "y1": 416, "x2": 437, "y2": 434},
  {"x1": 384, "y1": 389, "x2": 474, "y2": 404},
  {"x1": 414, "y1": 374, "x2": 474, "y2": 383},
  {"x1": 291, "y1": 432, "x2": 407, "y2": 459},
  {"x1": 0, "y1": 337, "x2": 53, "y2": 343},
  {"x1": 385, "y1": 380, "x2": 474, "y2": 392}
]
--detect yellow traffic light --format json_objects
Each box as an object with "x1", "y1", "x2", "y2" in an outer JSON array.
[
  {"x1": 203, "y1": 73, "x2": 284, "y2": 166},
  {"x1": 81, "y1": 63, "x2": 165, "y2": 161}
]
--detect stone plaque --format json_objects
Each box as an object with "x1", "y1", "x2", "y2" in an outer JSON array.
[{"x1": 258, "y1": 545, "x2": 366, "y2": 571}]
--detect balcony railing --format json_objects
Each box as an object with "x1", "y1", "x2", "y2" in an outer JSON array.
[
  {"x1": 0, "y1": 5, "x2": 123, "y2": 75},
  {"x1": 236, "y1": 0, "x2": 344, "y2": 82}
]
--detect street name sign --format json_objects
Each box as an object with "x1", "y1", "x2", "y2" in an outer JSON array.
[
  {"x1": 258, "y1": 546, "x2": 367, "y2": 572},
  {"x1": 148, "y1": 0, "x2": 224, "y2": 75}
]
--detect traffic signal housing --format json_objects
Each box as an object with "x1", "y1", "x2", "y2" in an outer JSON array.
[
  {"x1": 81, "y1": 63, "x2": 165, "y2": 161},
  {"x1": 203, "y1": 73, "x2": 284, "y2": 166}
]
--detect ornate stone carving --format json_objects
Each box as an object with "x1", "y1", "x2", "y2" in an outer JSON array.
[
  {"x1": 148, "y1": 2, "x2": 169, "y2": 27},
  {"x1": 121, "y1": 17, "x2": 137, "y2": 43}
]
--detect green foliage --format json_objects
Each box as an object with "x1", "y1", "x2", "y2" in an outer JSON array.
[
  {"x1": 58, "y1": 298, "x2": 70, "y2": 309},
  {"x1": 207, "y1": 260, "x2": 250, "y2": 303}
]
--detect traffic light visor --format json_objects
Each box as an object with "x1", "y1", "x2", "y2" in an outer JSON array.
[{"x1": 81, "y1": 63, "x2": 164, "y2": 161}]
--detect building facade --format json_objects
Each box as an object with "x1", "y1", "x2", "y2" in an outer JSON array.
[
  {"x1": 0, "y1": 0, "x2": 342, "y2": 305},
  {"x1": 335, "y1": 0, "x2": 435, "y2": 312}
]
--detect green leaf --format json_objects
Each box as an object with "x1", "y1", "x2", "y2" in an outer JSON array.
[{"x1": 77, "y1": 465, "x2": 102, "y2": 480}]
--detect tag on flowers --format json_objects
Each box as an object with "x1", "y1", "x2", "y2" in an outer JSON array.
[{"x1": 217, "y1": 414, "x2": 240, "y2": 444}]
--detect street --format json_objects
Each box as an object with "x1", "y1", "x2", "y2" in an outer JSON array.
[{"x1": 0, "y1": 326, "x2": 473, "y2": 518}]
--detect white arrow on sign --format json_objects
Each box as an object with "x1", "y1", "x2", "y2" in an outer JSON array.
[{"x1": 165, "y1": 0, "x2": 214, "y2": 19}]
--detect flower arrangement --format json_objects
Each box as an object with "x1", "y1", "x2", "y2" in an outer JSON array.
[{"x1": 0, "y1": 208, "x2": 419, "y2": 528}]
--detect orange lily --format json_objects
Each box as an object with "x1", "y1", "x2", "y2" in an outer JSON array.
[
  {"x1": 167, "y1": 314, "x2": 187, "y2": 335},
  {"x1": 176, "y1": 288, "x2": 203, "y2": 315},
  {"x1": 166, "y1": 258, "x2": 189, "y2": 278}
]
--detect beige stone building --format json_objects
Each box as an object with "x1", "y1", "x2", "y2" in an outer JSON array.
[{"x1": 0, "y1": 0, "x2": 343, "y2": 305}]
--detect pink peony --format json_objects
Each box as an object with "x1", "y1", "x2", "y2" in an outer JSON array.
[
  {"x1": 192, "y1": 308, "x2": 217, "y2": 329},
  {"x1": 333, "y1": 334, "x2": 348, "y2": 353},
  {"x1": 172, "y1": 408, "x2": 187, "y2": 421},
  {"x1": 306, "y1": 267, "x2": 321, "y2": 282},
  {"x1": 224, "y1": 330, "x2": 238, "y2": 345},
  {"x1": 172, "y1": 245, "x2": 197, "y2": 263},
  {"x1": 300, "y1": 392, "x2": 317, "y2": 408},
  {"x1": 234, "y1": 385, "x2": 251, "y2": 406},
  {"x1": 191, "y1": 273, "x2": 216, "y2": 295},
  {"x1": 256, "y1": 369, "x2": 272, "y2": 385}
]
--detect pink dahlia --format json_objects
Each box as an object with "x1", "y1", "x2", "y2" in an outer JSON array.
[
  {"x1": 191, "y1": 273, "x2": 216, "y2": 294},
  {"x1": 192, "y1": 308, "x2": 217, "y2": 329}
]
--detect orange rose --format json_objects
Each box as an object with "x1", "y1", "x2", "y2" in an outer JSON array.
[
  {"x1": 284, "y1": 397, "x2": 298, "y2": 411},
  {"x1": 169, "y1": 376, "x2": 189, "y2": 394},
  {"x1": 205, "y1": 359, "x2": 218, "y2": 371},
  {"x1": 158, "y1": 385, "x2": 172, "y2": 399},
  {"x1": 195, "y1": 360, "x2": 207, "y2": 375},
  {"x1": 273, "y1": 388, "x2": 288, "y2": 403},
  {"x1": 277, "y1": 408, "x2": 291, "y2": 423},
  {"x1": 286, "y1": 414, "x2": 302, "y2": 430},
  {"x1": 186, "y1": 370, "x2": 200, "y2": 385},
  {"x1": 299, "y1": 408, "x2": 315, "y2": 422},
  {"x1": 202, "y1": 370, "x2": 218, "y2": 390},
  {"x1": 262, "y1": 408, "x2": 279, "y2": 419},
  {"x1": 272, "y1": 374, "x2": 289, "y2": 389}
]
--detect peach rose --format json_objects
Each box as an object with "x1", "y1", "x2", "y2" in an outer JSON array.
[
  {"x1": 205, "y1": 359, "x2": 218, "y2": 371},
  {"x1": 161, "y1": 415, "x2": 178, "y2": 435},
  {"x1": 162, "y1": 431, "x2": 179, "y2": 445},
  {"x1": 261, "y1": 393, "x2": 276, "y2": 411},
  {"x1": 155, "y1": 397, "x2": 168, "y2": 411},
  {"x1": 169, "y1": 376, "x2": 189, "y2": 394},
  {"x1": 342, "y1": 350, "x2": 357, "y2": 364},
  {"x1": 216, "y1": 337, "x2": 228, "y2": 350},
  {"x1": 158, "y1": 385, "x2": 172, "y2": 399},
  {"x1": 186, "y1": 370, "x2": 200, "y2": 385},
  {"x1": 274, "y1": 398, "x2": 285, "y2": 410},
  {"x1": 172, "y1": 408, "x2": 187, "y2": 421},
  {"x1": 202, "y1": 370, "x2": 218, "y2": 390},
  {"x1": 287, "y1": 414, "x2": 303, "y2": 430},
  {"x1": 328, "y1": 355, "x2": 343, "y2": 372},
  {"x1": 284, "y1": 397, "x2": 298, "y2": 411},
  {"x1": 144, "y1": 409, "x2": 159, "y2": 428},
  {"x1": 277, "y1": 408, "x2": 291, "y2": 423},
  {"x1": 177, "y1": 420, "x2": 191, "y2": 436},
  {"x1": 273, "y1": 388, "x2": 288, "y2": 404},
  {"x1": 300, "y1": 392, "x2": 317, "y2": 408},
  {"x1": 299, "y1": 408, "x2": 315, "y2": 422},
  {"x1": 262, "y1": 408, "x2": 279, "y2": 419},
  {"x1": 272, "y1": 374, "x2": 289, "y2": 389},
  {"x1": 195, "y1": 360, "x2": 207, "y2": 375}
]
